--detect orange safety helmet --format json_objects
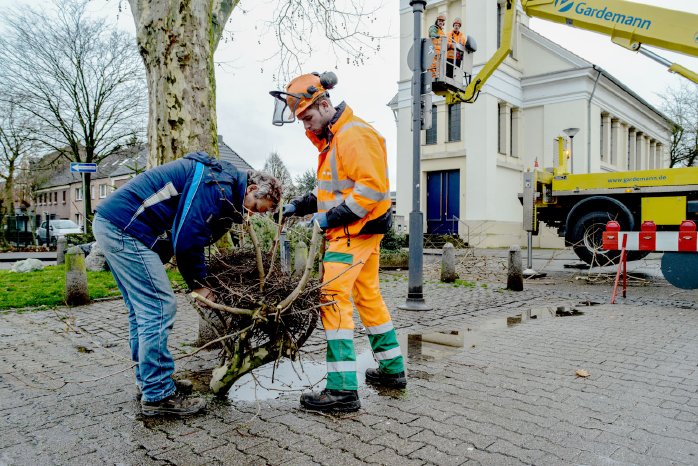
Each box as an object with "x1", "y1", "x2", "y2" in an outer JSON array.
[
  {"x1": 435, "y1": 14, "x2": 446, "y2": 24},
  {"x1": 269, "y1": 71, "x2": 338, "y2": 126},
  {"x1": 453, "y1": 17, "x2": 462, "y2": 27}
]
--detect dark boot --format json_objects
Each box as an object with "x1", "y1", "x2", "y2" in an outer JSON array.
[
  {"x1": 300, "y1": 389, "x2": 361, "y2": 412},
  {"x1": 365, "y1": 368, "x2": 407, "y2": 388},
  {"x1": 141, "y1": 390, "x2": 206, "y2": 417},
  {"x1": 136, "y1": 378, "x2": 193, "y2": 401}
]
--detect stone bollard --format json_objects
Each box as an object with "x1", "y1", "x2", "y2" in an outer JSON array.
[
  {"x1": 293, "y1": 242, "x2": 308, "y2": 278},
  {"x1": 85, "y1": 242, "x2": 109, "y2": 271},
  {"x1": 56, "y1": 236, "x2": 67, "y2": 265},
  {"x1": 440, "y1": 242, "x2": 458, "y2": 283},
  {"x1": 506, "y1": 245, "x2": 524, "y2": 291},
  {"x1": 65, "y1": 246, "x2": 90, "y2": 305}
]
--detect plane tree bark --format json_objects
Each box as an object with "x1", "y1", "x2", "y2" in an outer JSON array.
[{"x1": 128, "y1": 0, "x2": 238, "y2": 167}]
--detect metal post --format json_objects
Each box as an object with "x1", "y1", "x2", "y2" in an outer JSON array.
[
  {"x1": 400, "y1": 0, "x2": 432, "y2": 311},
  {"x1": 82, "y1": 173, "x2": 88, "y2": 233},
  {"x1": 526, "y1": 231, "x2": 533, "y2": 269}
]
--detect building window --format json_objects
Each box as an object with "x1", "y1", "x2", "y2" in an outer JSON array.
[
  {"x1": 498, "y1": 103, "x2": 507, "y2": 155},
  {"x1": 91, "y1": 186, "x2": 95, "y2": 199},
  {"x1": 447, "y1": 103, "x2": 461, "y2": 142},
  {"x1": 54, "y1": 192, "x2": 58, "y2": 204},
  {"x1": 510, "y1": 107, "x2": 520, "y2": 158},
  {"x1": 62, "y1": 190, "x2": 66, "y2": 204},
  {"x1": 425, "y1": 105, "x2": 437, "y2": 145},
  {"x1": 99, "y1": 184, "x2": 108, "y2": 198},
  {"x1": 75, "y1": 187, "x2": 83, "y2": 201}
]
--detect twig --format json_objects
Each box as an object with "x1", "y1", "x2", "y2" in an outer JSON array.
[
  {"x1": 175, "y1": 324, "x2": 254, "y2": 361},
  {"x1": 191, "y1": 292, "x2": 256, "y2": 316},
  {"x1": 245, "y1": 219, "x2": 266, "y2": 291},
  {"x1": 8, "y1": 362, "x2": 137, "y2": 391},
  {"x1": 277, "y1": 221, "x2": 323, "y2": 311},
  {"x1": 264, "y1": 218, "x2": 285, "y2": 283},
  {"x1": 307, "y1": 260, "x2": 364, "y2": 292}
]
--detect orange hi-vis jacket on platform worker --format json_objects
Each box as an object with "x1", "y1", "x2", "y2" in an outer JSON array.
[{"x1": 305, "y1": 103, "x2": 392, "y2": 240}]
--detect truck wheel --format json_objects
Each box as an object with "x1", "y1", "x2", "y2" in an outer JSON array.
[{"x1": 570, "y1": 211, "x2": 625, "y2": 266}]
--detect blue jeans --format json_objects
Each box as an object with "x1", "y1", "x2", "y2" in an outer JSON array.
[{"x1": 92, "y1": 214, "x2": 177, "y2": 403}]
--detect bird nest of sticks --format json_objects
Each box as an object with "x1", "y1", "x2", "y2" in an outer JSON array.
[{"x1": 189, "y1": 221, "x2": 325, "y2": 396}]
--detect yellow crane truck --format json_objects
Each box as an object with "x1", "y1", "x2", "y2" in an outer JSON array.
[
  {"x1": 428, "y1": 0, "x2": 698, "y2": 281},
  {"x1": 522, "y1": 144, "x2": 698, "y2": 266}
]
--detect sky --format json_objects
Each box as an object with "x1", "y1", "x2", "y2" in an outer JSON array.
[{"x1": 2, "y1": 0, "x2": 696, "y2": 185}]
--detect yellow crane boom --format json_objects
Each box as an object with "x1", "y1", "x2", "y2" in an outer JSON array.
[
  {"x1": 521, "y1": 0, "x2": 698, "y2": 83},
  {"x1": 439, "y1": 0, "x2": 698, "y2": 105}
]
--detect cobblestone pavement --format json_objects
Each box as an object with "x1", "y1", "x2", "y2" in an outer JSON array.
[{"x1": 2, "y1": 255, "x2": 698, "y2": 465}]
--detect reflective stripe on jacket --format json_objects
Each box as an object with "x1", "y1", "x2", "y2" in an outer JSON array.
[{"x1": 305, "y1": 103, "x2": 391, "y2": 240}]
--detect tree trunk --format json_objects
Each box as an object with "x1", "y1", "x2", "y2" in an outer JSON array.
[
  {"x1": 3, "y1": 164, "x2": 14, "y2": 216},
  {"x1": 0, "y1": 165, "x2": 15, "y2": 246},
  {"x1": 128, "y1": 1, "x2": 237, "y2": 167}
]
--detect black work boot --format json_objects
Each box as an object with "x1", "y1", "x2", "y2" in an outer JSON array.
[
  {"x1": 300, "y1": 389, "x2": 361, "y2": 412},
  {"x1": 365, "y1": 368, "x2": 407, "y2": 388},
  {"x1": 141, "y1": 390, "x2": 206, "y2": 417},
  {"x1": 136, "y1": 378, "x2": 193, "y2": 401}
]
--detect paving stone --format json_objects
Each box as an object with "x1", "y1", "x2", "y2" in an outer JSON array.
[{"x1": 2, "y1": 276, "x2": 698, "y2": 465}]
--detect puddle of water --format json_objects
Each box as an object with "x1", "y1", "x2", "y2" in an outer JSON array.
[{"x1": 180, "y1": 306, "x2": 585, "y2": 403}]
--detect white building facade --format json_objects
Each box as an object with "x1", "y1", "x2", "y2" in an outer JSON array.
[{"x1": 390, "y1": 0, "x2": 672, "y2": 248}]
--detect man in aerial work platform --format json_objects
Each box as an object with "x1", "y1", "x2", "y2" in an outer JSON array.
[
  {"x1": 447, "y1": 17, "x2": 468, "y2": 78},
  {"x1": 428, "y1": 14, "x2": 447, "y2": 78},
  {"x1": 270, "y1": 71, "x2": 407, "y2": 413}
]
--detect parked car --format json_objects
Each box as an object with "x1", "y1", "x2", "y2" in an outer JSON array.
[{"x1": 36, "y1": 219, "x2": 82, "y2": 246}]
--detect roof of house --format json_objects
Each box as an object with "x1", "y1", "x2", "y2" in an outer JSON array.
[{"x1": 34, "y1": 137, "x2": 254, "y2": 190}]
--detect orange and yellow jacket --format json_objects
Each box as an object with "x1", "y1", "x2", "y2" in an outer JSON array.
[
  {"x1": 289, "y1": 103, "x2": 392, "y2": 240},
  {"x1": 447, "y1": 30, "x2": 467, "y2": 60}
]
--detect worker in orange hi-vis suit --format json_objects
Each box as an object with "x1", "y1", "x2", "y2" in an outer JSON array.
[
  {"x1": 446, "y1": 17, "x2": 468, "y2": 78},
  {"x1": 428, "y1": 14, "x2": 446, "y2": 78},
  {"x1": 270, "y1": 72, "x2": 406, "y2": 413}
]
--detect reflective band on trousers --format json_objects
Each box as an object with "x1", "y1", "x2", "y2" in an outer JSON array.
[
  {"x1": 366, "y1": 321, "x2": 394, "y2": 335},
  {"x1": 327, "y1": 361, "x2": 357, "y2": 372},
  {"x1": 374, "y1": 347, "x2": 403, "y2": 361},
  {"x1": 326, "y1": 329, "x2": 354, "y2": 340}
]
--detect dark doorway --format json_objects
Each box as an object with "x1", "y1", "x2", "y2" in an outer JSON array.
[{"x1": 426, "y1": 170, "x2": 460, "y2": 234}]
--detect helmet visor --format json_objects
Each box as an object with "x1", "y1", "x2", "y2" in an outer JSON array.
[{"x1": 270, "y1": 90, "x2": 300, "y2": 126}]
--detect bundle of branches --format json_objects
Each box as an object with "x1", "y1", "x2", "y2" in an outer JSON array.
[{"x1": 190, "y1": 222, "x2": 324, "y2": 396}]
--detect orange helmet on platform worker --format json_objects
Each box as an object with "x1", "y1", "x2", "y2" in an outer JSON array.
[{"x1": 269, "y1": 71, "x2": 338, "y2": 126}]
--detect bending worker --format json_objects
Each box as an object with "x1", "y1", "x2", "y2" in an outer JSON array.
[
  {"x1": 94, "y1": 152, "x2": 281, "y2": 417},
  {"x1": 270, "y1": 72, "x2": 407, "y2": 413}
]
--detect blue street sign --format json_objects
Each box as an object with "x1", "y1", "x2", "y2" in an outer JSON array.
[{"x1": 70, "y1": 163, "x2": 97, "y2": 173}]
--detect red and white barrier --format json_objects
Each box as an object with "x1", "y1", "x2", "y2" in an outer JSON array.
[{"x1": 602, "y1": 220, "x2": 697, "y2": 252}]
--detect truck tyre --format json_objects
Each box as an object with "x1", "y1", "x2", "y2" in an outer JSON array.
[{"x1": 570, "y1": 210, "x2": 625, "y2": 266}]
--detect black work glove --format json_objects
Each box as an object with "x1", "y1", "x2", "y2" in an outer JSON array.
[{"x1": 274, "y1": 203, "x2": 297, "y2": 222}]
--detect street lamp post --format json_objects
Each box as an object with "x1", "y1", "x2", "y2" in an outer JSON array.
[
  {"x1": 399, "y1": 0, "x2": 432, "y2": 311},
  {"x1": 564, "y1": 127, "x2": 580, "y2": 173}
]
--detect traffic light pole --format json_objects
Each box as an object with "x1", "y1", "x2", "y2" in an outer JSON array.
[{"x1": 400, "y1": 0, "x2": 432, "y2": 311}]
